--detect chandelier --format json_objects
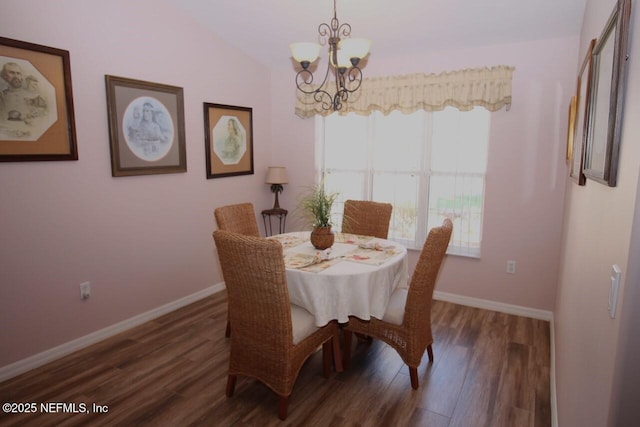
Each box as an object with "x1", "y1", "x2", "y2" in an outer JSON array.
[{"x1": 290, "y1": 0, "x2": 371, "y2": 112}]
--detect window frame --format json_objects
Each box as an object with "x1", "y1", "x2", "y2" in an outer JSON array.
[{"x1": 316, "y1": 108, "x2": 488, "y2": 258}]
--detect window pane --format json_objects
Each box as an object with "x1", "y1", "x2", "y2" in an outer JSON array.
[
  {"x1": 373, "y1": 172, "x2": 419, "y2": 242},
  {"x1": 325, "y1": 171, "x2": 365, "y2": 228},
  {"x1": 372, "y1": 111, "x2": 423, "y2": 171},
  {"x1": 324, "y1": 114, "x2": 368, "y2": 170},
  {"x1": 428, "y1": 174, "x2": 484, "y2": 250},
  {"x1": 431, "y1": 107, "x2": 490, "y2": 174}
]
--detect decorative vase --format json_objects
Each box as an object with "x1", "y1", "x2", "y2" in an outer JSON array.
[{"x1": 310, "y1": 226, "x2": 334, "y2": 250}]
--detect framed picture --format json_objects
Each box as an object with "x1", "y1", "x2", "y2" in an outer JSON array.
[
  {"x1": 565, "y1": 95, "x2": 577, "y2": 165},
  {"x1": 583, "y1": 0, "x2": 631, "y2": 187},
  {"x1": 203, "y1": 103, "x2": 254, "y2": 179},
  {"x1": 0, "y1": 37, "x2": 77, "y2": 162},
  {"x1": 570, "y1": 39, "x2": 596, "y2": 186},
  {"x1": 105, "y1": 75, "x2": 186, "y2": 177}
]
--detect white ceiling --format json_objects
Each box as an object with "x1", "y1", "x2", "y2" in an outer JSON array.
[{"x1": 167, "y1": 0, "x2": 587, "y2": 69}]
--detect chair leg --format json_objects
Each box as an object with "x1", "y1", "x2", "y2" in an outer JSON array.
[
  {"x1": 427, "y1": 343, "x2": 434, "y2": 362},
  {"x1": 226, "y1": 375, "x2": 237, "y2": 397},
  {"x1": 322, "y1": 341, "x2": 331, "y2": 378},
  {"x1": 278, "y1": 396, "x2": 289, "y2": 420},
  {"x1": 342, "y1": 329, "x2": 352, "y2": 369},
  {"x1": 409, "y1": 367, "x2": 419, "y2": 390},
  {"x1": 225, "y1": 319, "x2": 231, "y2": 338},
  {"x1": 332, "y1": 328, "x2": 343, "y2": 372}
]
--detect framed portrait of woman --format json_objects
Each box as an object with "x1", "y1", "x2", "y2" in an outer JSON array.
[{"x1": 203, "y1": 103, "x2": 254, "y2": 179}]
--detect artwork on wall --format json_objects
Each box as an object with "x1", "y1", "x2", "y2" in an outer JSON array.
[
  {"x1": 565, "y1": 95, "x2": 577, "y2": 165},
  {"x1": 0, "y1": 37, "x2": 78, "y2": 162},
  {"x1": 583, "y1": 0, "x2": 632, "y2": 187},
  {"x1": 570, "y1": 39, "x2": 596, "y2": 186},
  {"x1": 203, "y1": 103, "x2": 254, "y2": 179},
  {"x1": 105, "y1": 75, "x2": 186, "y2": 177}
]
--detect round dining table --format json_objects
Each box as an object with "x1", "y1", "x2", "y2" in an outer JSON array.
[{"x1": 269, "y1": 231, "x2": 409, "y2": 327}]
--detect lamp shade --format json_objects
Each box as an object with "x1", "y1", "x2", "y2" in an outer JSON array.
[
  {"x1": 290, "y1": 42, "x2": 321, "y2": 63},
  {"x1": 266, "y1": 166, "x2": 288, "y2": 184},
  {"x1": 335, "y1": 49, "x2": 352, "y2": 69},
  {"x1": 338, "y1": 38, "x2": 371, "y2": 59}
]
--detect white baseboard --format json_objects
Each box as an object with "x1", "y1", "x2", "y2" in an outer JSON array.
[
  {"x1": 434, "y1": 290, "x2": 557, "y2": 425},
  {"x1": 0, "y1": 283, "x2": 226, "y2": 383},
  {"x1": 433, "y1": 290, "x2": 553, "y2": 321}
]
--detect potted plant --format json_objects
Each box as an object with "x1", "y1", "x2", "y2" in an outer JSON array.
[{"x1": 299, "y1": 181, "x2": 339, "y2": 250}]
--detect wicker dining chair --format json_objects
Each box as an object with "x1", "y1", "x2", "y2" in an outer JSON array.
[
  {"x1": 214, "y1": 202, "x2": 260, "y2": 237},
  {"x1": 343, "y1": 218, "x2": 453, "y2": 389},
  {"x1": 214, "y1": 202, "x2": 260, "y2": 337},
  {"x1": 212, "y1": 230, "x2": 342, "y2": 420},
  {"x1": 341, "y1": 200, "x2": 393, "y2": 239}
]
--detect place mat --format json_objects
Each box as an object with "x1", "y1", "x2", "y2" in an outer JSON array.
[
  {"x1": 269, "y1": 233, "x2": 307, "y2": 248},
  {"x1": 357, "y1": 241, "x2": 396, "y2": 251},
  {"x1": 343, "y1": 246, "x2": 401, "y2": 266},
  {"x1": 284, "y1": 252, "x2": 341, "y2": 273},
  {"x1": 284, "y1": 253, "x2": 319, "y2": 269},
  {"x1": 298, "y1": 258, "x2": 342, "y2": 273},
  {"x1": 334, "y1": 233, "x2": 373, "y2": 245}
]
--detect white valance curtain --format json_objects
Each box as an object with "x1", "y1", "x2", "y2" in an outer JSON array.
[{"x1": 295, "y1": 65, "x2": 515, "y2": 118}]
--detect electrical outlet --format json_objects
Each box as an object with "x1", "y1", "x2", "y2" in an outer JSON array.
[
  {"x1": 506, "y1": 260, "x2": 516, "y2": 274},
  {"x1": 80, "y1": 282, "x2": 91, "y2": 300}
]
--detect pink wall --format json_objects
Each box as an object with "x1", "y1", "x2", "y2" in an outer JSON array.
[
  {"x1": 271, "y1": 37, "x2": 578, "y2": 312},
  {"x1": 555, "y1": 0, "x2": 640, "y2": 425},
  {"x1": 0, "y1": 0, "x2": 275, "y2": 367}
]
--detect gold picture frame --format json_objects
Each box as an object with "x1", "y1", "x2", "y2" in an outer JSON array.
[
  {"x1": 0, "y1": 37, "x2": 78, "y2": 162},
  {"x1": 203, "y1": 103, "x2": 254, "y2": 179},
  {"x1": 566, "y1": 95, "x2": 577, "y2": 165}
]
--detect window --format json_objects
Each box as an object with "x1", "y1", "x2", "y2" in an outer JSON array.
[{"x1": 316, "y1": 107, "x2": 490, "y2": 257}]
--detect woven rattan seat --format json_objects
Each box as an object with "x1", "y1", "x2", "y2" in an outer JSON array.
[
  {"x1": 343, "y1": 218, "x2": 453, "y2": 389},
  {"x1": 341, "y1": 200, "x2": 393, "y2": 239},
  {"x1": 213, "y1": 230, "x2": 342, "y2": 420}
]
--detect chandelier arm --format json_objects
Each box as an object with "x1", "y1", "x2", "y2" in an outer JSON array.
[
  {"x1": 294, "y1": 56, "x2": 333, "y2": 94},
  {"x1": 337, "y1": 22, "x2": 351, "y2": 39},
  {"x1": 315, "y1": 89, "x2": 336, "y2": 111},
  {"x1": 294, "y1": 69, "x2": 317, "y2": 94},
  {"x1": 332, "y1": 88, "x2": 349, "y2": 111},
  {"x1": 318, "y1": 22, "x2": 332, "y2": 41},
  {"x1": 344, "y1": 67, "x2": 363, "y2": 92},
  {"x1": 335, "y1": 68, "x2": 346, "y2": 94},
  {"x1": 295, "y1": 61, "x2": 338, "y2": 112}
]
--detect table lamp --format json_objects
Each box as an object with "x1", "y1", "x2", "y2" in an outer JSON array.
[{"x1": 265, "y1": 166, "x2": 288, "y2": 209}]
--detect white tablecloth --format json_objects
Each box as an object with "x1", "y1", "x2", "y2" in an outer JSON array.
[{"x1": 271, "y1": 232, "x2": 409, "y2": 327}]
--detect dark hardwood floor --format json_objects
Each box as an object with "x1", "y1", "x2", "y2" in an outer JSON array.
[{"x1": 0, "y1": 291, "x2": 550, "y2": 426}]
